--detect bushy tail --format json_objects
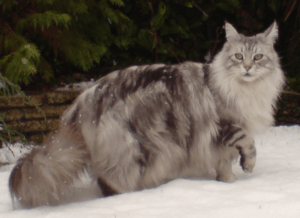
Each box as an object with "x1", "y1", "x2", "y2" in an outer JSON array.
[{"x1": 9, "y1": 126, "x2": 91, "y2": 209}]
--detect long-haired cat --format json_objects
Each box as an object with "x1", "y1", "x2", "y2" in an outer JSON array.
[{"x1": 9, "y1": 22, "x2": 284, "y2": 209}]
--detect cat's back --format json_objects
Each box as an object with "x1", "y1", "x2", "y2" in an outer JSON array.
[
  {"x1": 92, "y1": 61, "x2": 207, "y2": 101},
  {"x1": 61, "y1": 61, "x2": 218, "y2": 146},
  {"x1": 67, "y1": 62, "x2": 208, "y2": 113}
]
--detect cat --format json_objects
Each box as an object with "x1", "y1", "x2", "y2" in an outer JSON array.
[{"x1": 9, "y1": 21, "x2": 284, "y2": 209}]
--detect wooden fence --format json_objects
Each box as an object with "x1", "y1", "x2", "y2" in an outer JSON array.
[{"x1": 0, "y1": 91, "x2": 80, "y2": 143}]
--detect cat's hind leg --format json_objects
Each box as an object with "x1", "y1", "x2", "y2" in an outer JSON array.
[
  {"x1": 91, "y1": 116, "x2": 144, "y2": 196},
  {"x1": 92, "y1": 111, "x2": 189, "y2": 194}
]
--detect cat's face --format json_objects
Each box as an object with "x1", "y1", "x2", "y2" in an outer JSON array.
[{"x1": 220, "y1": 22, "x2": 279, "y2": 82}]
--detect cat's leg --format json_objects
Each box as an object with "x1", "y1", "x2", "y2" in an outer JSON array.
[
  {"x1": 97, "y1": 177, "x2": 119, "y2": 196},
  {"x1": 211, "y1": 142, "x2": 238, "y2": 182},
  {"x1": 91, "y1": 116, "x2": 144, "y2": 196},
  {"x1": 235, "y1": 140, "x2": 256, "y2": 173},
  {"x1": 93, "y1": 154, "x2": 142, "y2": 197},
  {"x1": 213, "y1": 124, "x2": 256, "y2": 182},
  {"x1": 215, "y1": 153, "x2": 237, "y2": 182},
  {"x1": 93, "y1": 137, "x2": 187, "y2": 195},
  {"x1": 223, "y1": 125, "x2": 256, "y2": 173},
  {"x1": 92, "y1": 100, "x2": 191, "y2": 195}
]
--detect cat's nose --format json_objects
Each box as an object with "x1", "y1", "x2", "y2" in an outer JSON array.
[{"x1": 244, "y1": 65, "x2": 252, "y2": 71}]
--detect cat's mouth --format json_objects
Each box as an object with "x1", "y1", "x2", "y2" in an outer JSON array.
[{"x1": 241, "y1": 72, "x2": 256, "y2": 82}]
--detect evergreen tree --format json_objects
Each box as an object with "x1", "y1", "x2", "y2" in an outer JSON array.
[
  {"x1": 0, "y1": 74, "x2": 28, "y2": 143},
  {"x1": 0, "y1": 0, "x2": 128, "y2": 85},
  {"x1": 1, "y1": 0, "x2": 300, "y2": 91}
]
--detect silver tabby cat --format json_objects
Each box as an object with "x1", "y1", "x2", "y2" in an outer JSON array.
[{"x1": 9, "y1": 22, "x2": 284, "y2": 208}]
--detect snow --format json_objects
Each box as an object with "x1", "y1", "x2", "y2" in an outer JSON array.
[
  {"x1": 0, "y1": 125, "x2": 300, "y2": 218},
  {"x1": 55, "y1": 79, "x2": 95, "y2": 92},
  {"x1": 0, "y1": 143, "x2": 33, "y2": 166}
]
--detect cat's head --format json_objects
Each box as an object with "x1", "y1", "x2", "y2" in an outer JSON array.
[{"x1": 212, "y1": 22, "x2": 280, "y2": 83}]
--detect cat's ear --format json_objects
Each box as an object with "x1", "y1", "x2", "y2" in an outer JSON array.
[
  {"x1": 225, "y1": 22, "x2": 241, "y2": 42},
  {"x1": 263, "y1": 21, "x2": 278, "y2": 44}
]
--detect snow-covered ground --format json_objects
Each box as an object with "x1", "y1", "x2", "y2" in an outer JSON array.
[{"x1": 0, "y1": 125, "x2": 300, "y2": 218}]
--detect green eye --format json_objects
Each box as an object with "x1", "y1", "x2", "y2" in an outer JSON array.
[
  {"x1": 254, "y1": 54, "x2": 263, "y2": 60},
  {"x1": 235, "y1": 53, "x2": 243, "y2": 60}
]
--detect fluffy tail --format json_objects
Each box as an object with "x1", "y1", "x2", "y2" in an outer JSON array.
[{"x1": 9, "y1": 126, "x2": 92, "y2": 209}]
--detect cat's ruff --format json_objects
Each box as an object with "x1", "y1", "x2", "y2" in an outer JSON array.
[{"x1": 9, "y1": 22, "x2": 284, "y2": 209}]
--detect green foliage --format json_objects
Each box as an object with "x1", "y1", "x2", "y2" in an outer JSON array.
[
  {"x1": 17, "y1": 11, "x2": 72, "y2": 31},
  {"x1": 0, "y1": 74, "x2": 46, "y2": 143},
  {"x1": 0, "y1": 0, "x2": 125, "y2": 85},
  {"x1": 0, "y1": 113, "x2": 27, "y2": 143},
  {"x1": 61, "y1": 34, "x2": 107, "y2": 71},
  {"x1": 109, "y1": 0, "x2": 125, "y2": 7},
  {"x1": 0, "y1": 0, "x2": 299, "y2": 90},
  {"x1": 217, "y1": 0, "x2": 238, "y2": 12},
  {"x1": 0, "y1": 74, "x2": 22, "y2": 96},
  {"x1": 0, "y1": 75, "x2": 26, "y2": 143},
  {"x1": 0, "y1": 43, "x2": 40, "y2": 84}
]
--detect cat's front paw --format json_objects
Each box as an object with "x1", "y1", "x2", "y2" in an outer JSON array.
[
  {"x1": 216, "y1": 172, "x2": 235, "y2": 183},
  {"x1": 240, "y1": 156, "x2": 256, "y2": 173}
]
